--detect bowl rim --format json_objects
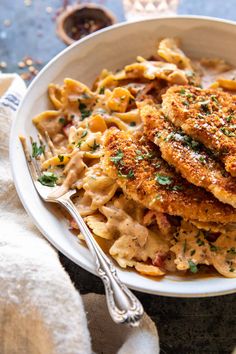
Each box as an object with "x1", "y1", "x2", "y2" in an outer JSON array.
[
  {"x1": 21, "y1": 14, "x2": 236, "y2": 97},
  {"x1": 10, "y1": 15, "x2": 236, "y2": 297}
]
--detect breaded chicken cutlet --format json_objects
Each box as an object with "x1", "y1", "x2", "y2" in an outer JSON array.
[
  {"x1": 103, "y1": 129, "x2": 236, "y2": 224},
  {"x1": 162, "y1": 86, "x2": 236, "y2": 176},
  {"x1": 141, "y1": 104, "x2": 236, "y2": 208}
]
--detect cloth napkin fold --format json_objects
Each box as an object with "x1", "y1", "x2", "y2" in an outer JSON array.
[{"x1": 0, "y1": 73, "x2": 160, "y2": 354}]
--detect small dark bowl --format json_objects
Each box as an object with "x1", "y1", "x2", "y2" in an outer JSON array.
[{"x1": 56, "y1": 3, "x2": 116, "y2": 45}]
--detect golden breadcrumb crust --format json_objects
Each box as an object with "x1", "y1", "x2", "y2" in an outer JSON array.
[
  {"x1": 141, "y1": 104, "x2": 236, "y2": 208},
  {"x1": 162, "y1": 85, "x2": 236, "y2": 176},
  {"x1": 103, "y1": 129, "x2": 236, "y2": 223}
]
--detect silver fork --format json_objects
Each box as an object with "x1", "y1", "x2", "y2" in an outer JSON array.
[{"x1": 19, "y1": 134, "x2": 144, "y2": 327}]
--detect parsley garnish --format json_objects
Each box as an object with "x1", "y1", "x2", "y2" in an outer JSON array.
[
  {"x1": 155, "y1": 174, "x2": 172, "y2": 185},
  {"x1": 99, "y1": 87, "x2": 105, "y2": 94},
  {"x1": 38, "y1": 172, "x2": 58, "y2": 187},
  {"x1": 110, "y1": 149, "x2": 124, "y2": 165},
  {"x1": 199, "y1": 156, "x2": 206, "y2": 164},
  {"x1": 155, "y1": 194, "x2": 163, "y2": 201},
  {"x1": 58, "y1": 155, "x2": 64, "y2": 162},
  {"x1": 81, "y1": 130, "x2": 88, "y2": 138},
  {"x1": 59, "y1": 117, "x2": 66, "y2": 125},
  {"x1": 220, "y1": 127, "x2": 236, "y2": 137},
  {"x1": 81, "y1": 92, "x2": 91, "y2": 99},
  {"x1": 190, "y1": 249, "x2": 196, "y2": 256},
  {"x1": 196, "y1": 239, "x2": 205, "y2": 246},
  {"x1": 211, "y1": 95, "x2": 218, "y2": 104},
  {"x1": 180, "y1": 88, "x2": 186, "y2": 95},
  {"x1": 135, "y1": 150, "x2": 154, "y2": 161},
  {"x1": 226, "y1": 114, "x2": 233, "y2": 123},
  {"x1": 79, "y1": 102, "x2": 87, "y2": 110},
  {"x1": 78, "y1": 102, "x2": 91, "y2": 120},
  {"x1": 32, "y1": 142, "x2": 45, "y2": 158},
  {"x1": 172, "y1": 185, "x2": 183, "y2": 191},
  {"x1": 118, "y1": 169, "x2": 134, "y2": 179},
  {"x1": 227, "y1": 247, "x2": 236, "y2": 255},
  {"x1": 81, "y1": 110, "x2": 91, "y2": 120},
  {"x1": 188, "y1": 260, "x2": 198, "y2": 273},
  {"x1": 89, "y1": 140, "x2": 100, "y2": 151},
  {"x1": 210, "y1": 244, "x2": 219, "y2": 252}
]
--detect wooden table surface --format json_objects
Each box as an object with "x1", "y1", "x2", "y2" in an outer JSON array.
[{"x1": 1, "y1": 1, "x2": 235, "y2": 353}]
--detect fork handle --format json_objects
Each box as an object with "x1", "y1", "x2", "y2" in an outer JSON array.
[{"x1": 58, "y1": 193, "x2": 144, "y2": 327}]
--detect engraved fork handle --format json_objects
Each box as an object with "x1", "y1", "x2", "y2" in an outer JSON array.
[{"x1": 57, "y1": 193, "x2": 144, "y2": 327}]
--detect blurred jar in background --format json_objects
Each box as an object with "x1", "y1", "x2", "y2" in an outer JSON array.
[{"x1": 123, "y1": 0, "x2": 179, "y2": 21}]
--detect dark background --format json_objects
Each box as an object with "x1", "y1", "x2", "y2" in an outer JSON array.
[{"x1": 1, "y1": 1, "x2": 235, "y2": 353}]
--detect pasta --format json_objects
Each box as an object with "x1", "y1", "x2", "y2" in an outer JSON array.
[{"x1": 31, "y1": 38, "x2": 236, "y2": 278}]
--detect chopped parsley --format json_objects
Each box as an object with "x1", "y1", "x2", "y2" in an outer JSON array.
[
  {"x1": 38, "y1": 172, "x2": 58, "y2": 187},
  {"x1": 199, "y1": 100, "x2": 210, "y2": 114},
  {"x1": 81, "y1": 92, "x2": 91, "y2": 99},
  {"x1": 196, "y1": 238, "x2": 205, "y2": 246},
  {"x1": 58, "y1": 155, "x2": 64, "y2": 162},
  {"x1": 155, "y1": 174, "x2": 172, "y2": 186},
  {"x1": 190, "y1": 249, "x2": 196, "y2": 256},
  {"x1": 164, "y1": 133, "x2": 174, "y2": 142},
  {"x1": 89, "y1": 140, "x2": 100, "y2": 151},
  {"x1": 79, "y1": 102, "x2": 87, "y2": 110},
  {"x1": 110, "y1": 149, "x2": 124, "y2": 165},
  {"x1": 226, "y1": 114, "x2": 233, "y2": 123},
  {"x1": 210, "y1": 244, "x2": 219, "y2": 252},
  {"x1": 188, "y1": 260, "x2": 198, "y2": 273},
  {"x1": 155, "y1": 194, "x2": 163, "y2": 201},
  {"x1": 32, "y1": 142, "x2": 45, "y2": 158},
  {"x1": 99, "y1": 87, "x2": 105, "y2": 94},
  {"x1": 227, "y1": 247, "x2": 236, "y2": 255},
  {"x1": 220, "y1": 127, "x2": 236, "y2": 137},
  {"x1": 81, "y1": 110, "x2": 91, "y2": 120},
  {"x1": 81, "y1": 130, "x2": 88, "y2": 138},
  {"x1": 135, "y1": 150, "x2": 154, "y2": 161},
  {"x1": 180, "y1": 88, "x2": 186, "y2": 95},
  {"x1": 118, "y1": 169, "x2": 134, "y2": 179},
  {"x1": 198, "y1": 156, "x2": 206, "y2": 164},
  {"x1": 78, "y1": 102, "x2": 91, "y2": 120},
  {"x1": 182, "y1": 100, "x2": 189, "y2": 107},
  {"x1": 172, "y1": 185, "x2": 184, "y2": 191},
  {"x1": 211, "y1": 95, "x2": 218, "y2": 104},
  {"x1": 59, "y1": 117, "x2": 66, "y2": 125}
]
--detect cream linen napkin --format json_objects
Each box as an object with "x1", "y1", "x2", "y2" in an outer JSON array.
[{"x1": 0, "y1": 73, "x2": 160, "y2": 354}]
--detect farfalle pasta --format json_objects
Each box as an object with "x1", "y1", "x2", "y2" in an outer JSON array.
[{"x1": 31, "y1": 38, "x2": 236, "y2": 278}]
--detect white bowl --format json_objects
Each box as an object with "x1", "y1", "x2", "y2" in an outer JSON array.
[{"x1": 10, "y1": 16, "x2": 236, "y2": 297}]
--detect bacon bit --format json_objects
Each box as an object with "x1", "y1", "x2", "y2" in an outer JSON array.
[
  {"x1": 63, "y1": 122, "x2": 72, "y2": 137},
  {"x1": 204, "y1": 232, "x2": 221, "y2": 243},
  {"x1": 152, "y1": 252, "x2": 167, "y2": 268},
  {"x1": 155, "y1": 211, "x2": 172, "y2": 235},
  {"x1": 143, "y1": 210, "x2": 172, "y2": 235}
]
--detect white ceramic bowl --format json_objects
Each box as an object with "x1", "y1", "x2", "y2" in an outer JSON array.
[{"x1": 10, "y1": 16, "x2": 236, "y2": 297}]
